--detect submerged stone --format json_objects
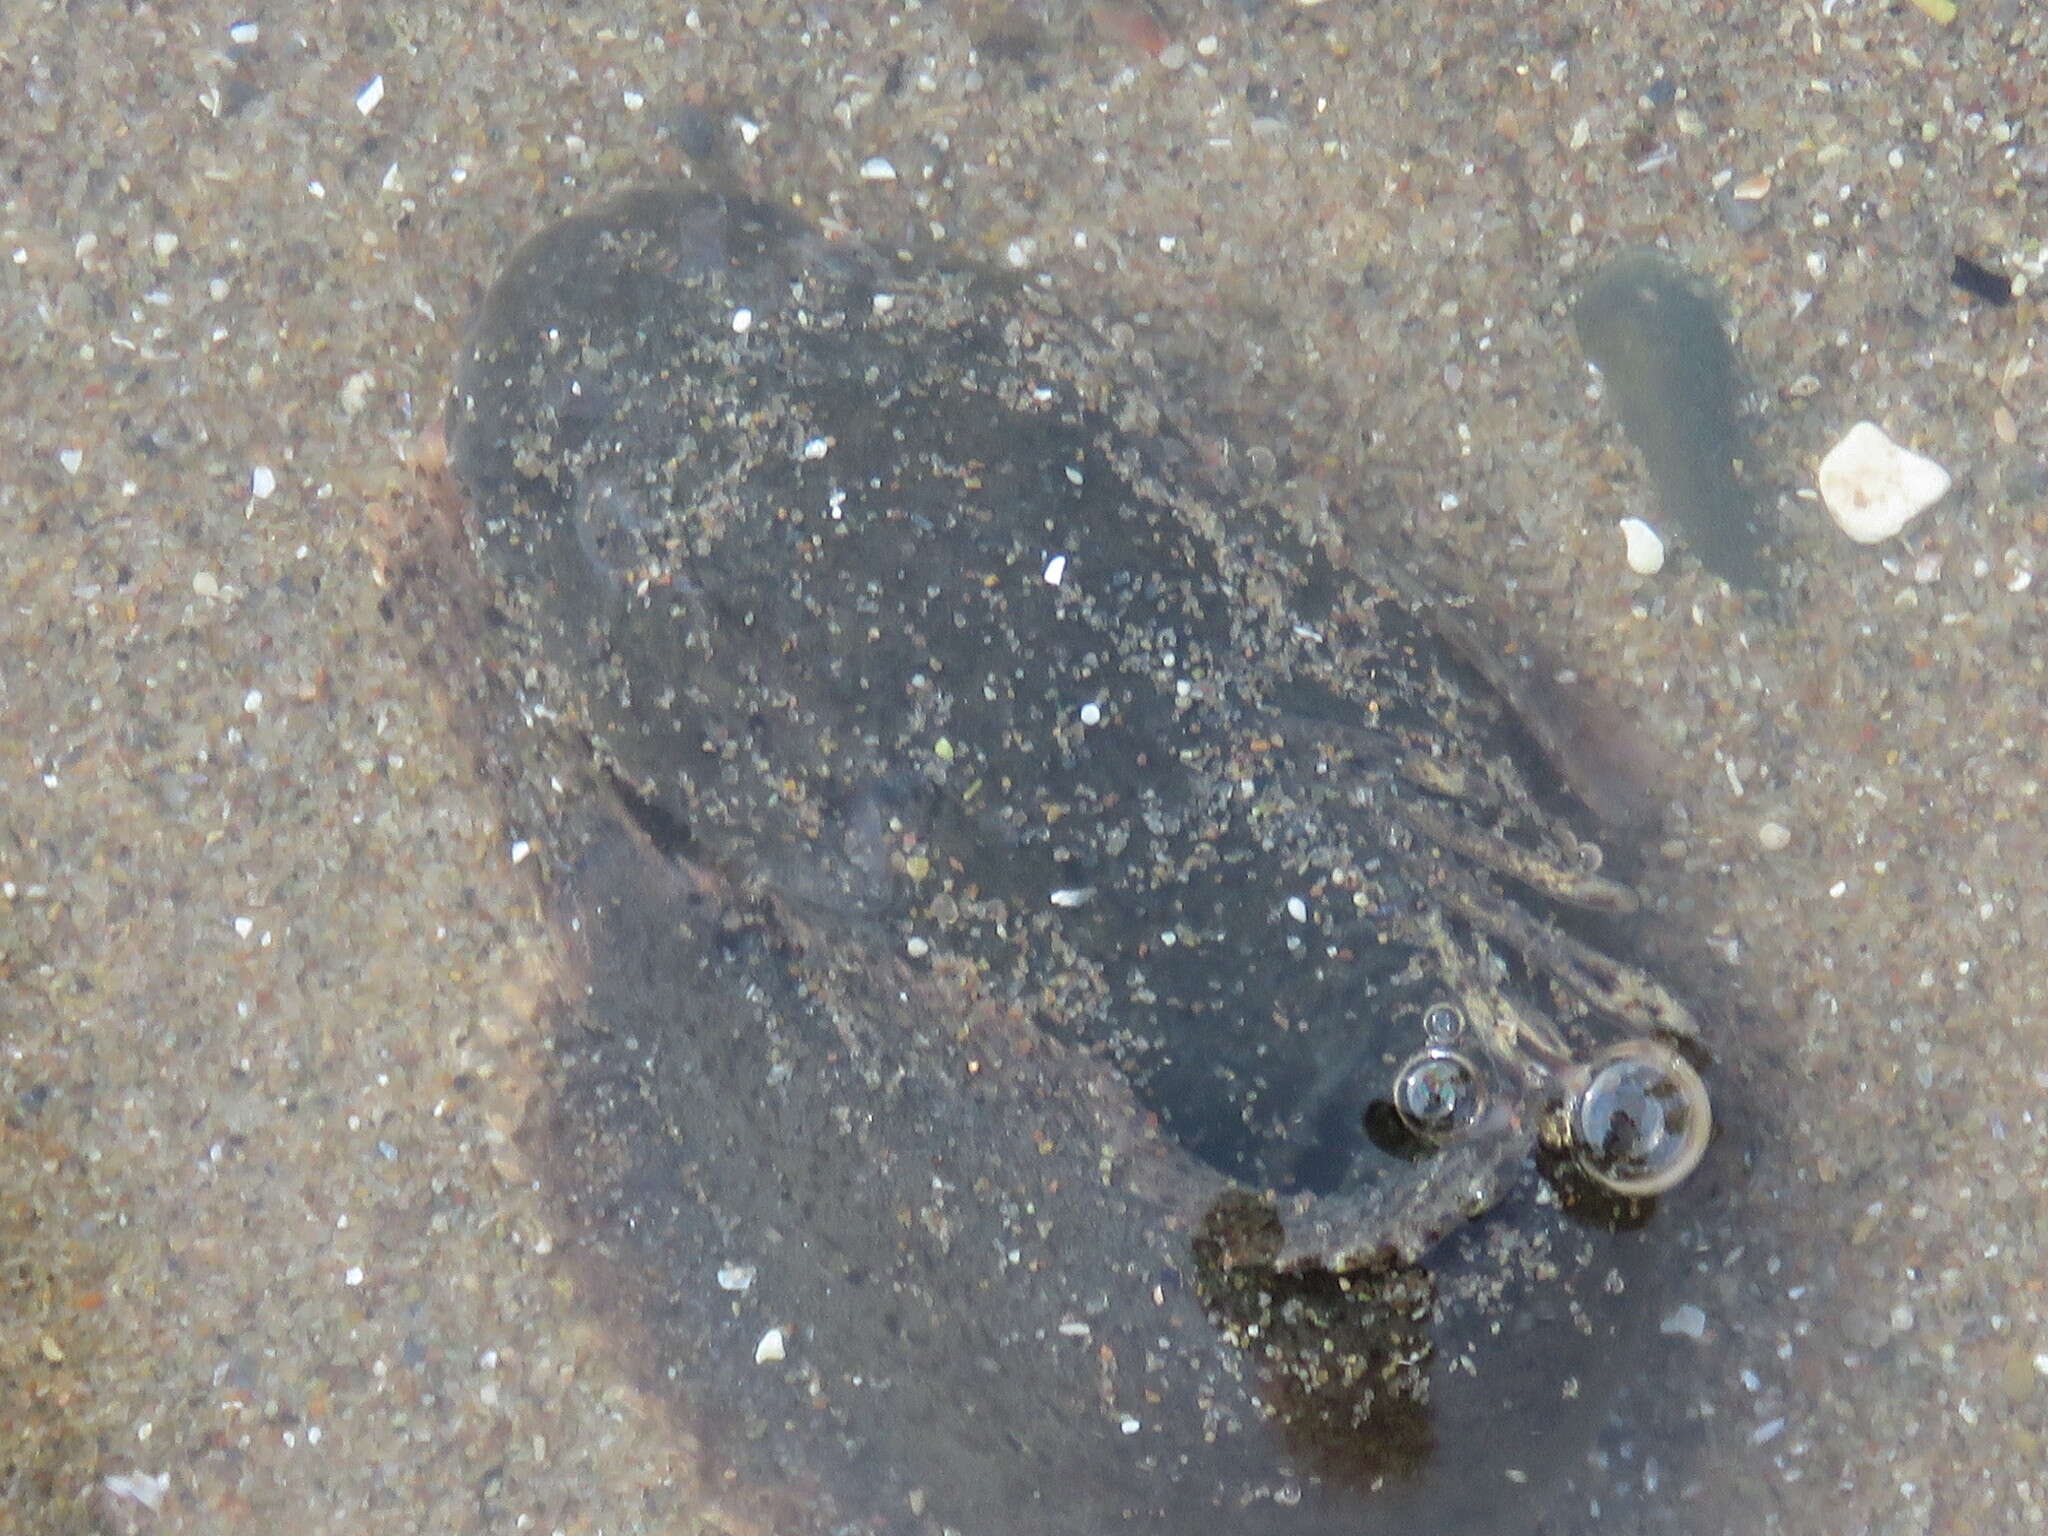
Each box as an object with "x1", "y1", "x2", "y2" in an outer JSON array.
[
  {"x1": 1575, "y1": 250, "x2": 1775, "y2": 590},
  {"x1": 1816, "y1": 420, "x2": 1952, "y2": 544},
  {"x1": 440, "y1": 185, "x2": 1717, "y2": 1534}
]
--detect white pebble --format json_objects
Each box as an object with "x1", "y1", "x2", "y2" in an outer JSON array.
[
  {"x1": 1817, "y1": 422, "x2": 1951, "y2": 544},
  {"x1": 730, "y1": 307, "x2": 753, "y2": 334},
  {"x1": 1079, "y1": 702, "x2": 1101, "y2": 726},
  {"x1": 1049, "y1": 886, "x2": 1095, "y2": 909},
  {"x1": 251, "y1": 464, "x2": 277, "y2": 499},
  {"x1": 1285, "y1": 895, "x2": 1308, "y2": 923},
  {"x1": 905, "y1": 935, "x2": 930, "y2": 958},
  {"x1": 716, "y1": 1263, "x2": 756, "y2": 1292},
  {"x1": 1042, "y1": 554, "x2": 1067, "y2": 586},
  {"x1": 1757, "y1": 820, "x2": 1791, "y2": 851},
  {"x1": 858, "y1": 156, "x2": 897, "y2": 182},
  {"x1": 754, "y1": 1327, "x2": 786, "y2": 1364},
  {"x1": 1618, "y1": 517, "x2": 1665, "y2": 575},
  {"x1": 59, "y1": 447, "x2": 83, "y2": 476},
  {"x1": 355, "y1": 74, "x2": 385, "y2": 117},
  {"x1": 1659, "y1": 1303, "x2": 1707, "y2": 1340}
]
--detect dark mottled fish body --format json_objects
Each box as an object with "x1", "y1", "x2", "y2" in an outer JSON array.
[{"x1": 442, "y1": 187, "x2": 1710, "y2": 1534}]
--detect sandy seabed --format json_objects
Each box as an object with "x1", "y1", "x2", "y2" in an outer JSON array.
[{"x1": 2, "y1": 1, "x2": 2044, "y2": 1533}]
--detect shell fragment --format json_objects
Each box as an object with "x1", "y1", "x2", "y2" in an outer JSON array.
[{"x1": 1618, "y1": 517, "x2": 1666, "y2": 574}]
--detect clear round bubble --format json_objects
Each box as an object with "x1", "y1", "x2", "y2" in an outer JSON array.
[
  {"x1": 1569, "y1": 1040, "x2": 1711, "y2": 1198},
  {"x1": 1421, "y1": 1000, "x2": 1466, "y2": 1044},
  {"x1": 1392, "y1": 1048, "x2": 1486, "y2": 1142}
]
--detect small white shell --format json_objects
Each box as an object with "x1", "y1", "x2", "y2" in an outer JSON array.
[{"x1": 1618, "y1": 517, "x2": 1666, "y2": 574}]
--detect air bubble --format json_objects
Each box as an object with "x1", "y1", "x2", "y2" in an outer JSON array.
[
  {"x1": 1421, "y1": 1000, "x2": 1466, "y2": 1043},
  {"x1": 1569, "y1": 1040, "x2": 1711, "y2": 1197},
  {"x1": 1392, "y1": 1048, "x2": 1485, "y2": 1142}
]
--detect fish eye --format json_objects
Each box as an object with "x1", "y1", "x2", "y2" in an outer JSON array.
[
  {"x1": 1568, "y1": 1040, "x2": 1711, "y2": 1198},
  {"x1": 1390, "y1": 1047, "x2": 1486, "y2": 1143}
]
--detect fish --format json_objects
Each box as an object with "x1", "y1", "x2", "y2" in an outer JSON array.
[{"x1": 436, "y1": 185, "x2": 1716, "y2": 1534}]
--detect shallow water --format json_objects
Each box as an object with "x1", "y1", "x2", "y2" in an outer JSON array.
[
  {"x1": 432, "y1": 182, "x2": 1727, "y2": 1532},
  {"x1": 3, "y1": 2, "x2": 2045, "y2": 1533}
]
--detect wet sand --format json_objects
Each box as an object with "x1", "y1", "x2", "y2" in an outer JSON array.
[{"x1": 3, "y1": 2, "x2": 2044, "y2": 1533}]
